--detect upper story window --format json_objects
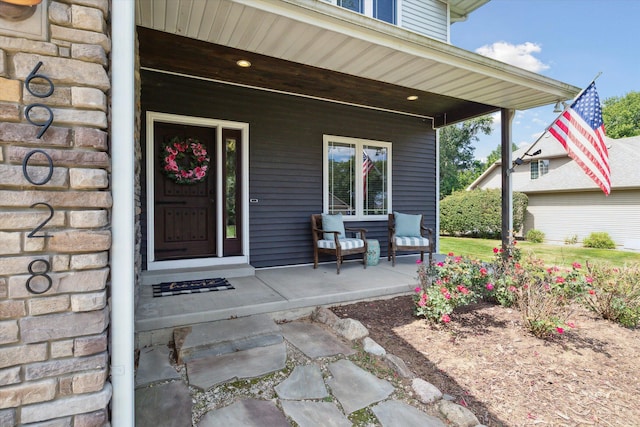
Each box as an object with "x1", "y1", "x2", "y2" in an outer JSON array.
[
  {"x1": 334, "y1": 0, "x2": 397, "y2": 24},
  {"x1": 324, "y1": 135, "x2": 392, "y2": 220},
  {"x1": 530, "y1": 159, "x2": 550, "y2": 180}
]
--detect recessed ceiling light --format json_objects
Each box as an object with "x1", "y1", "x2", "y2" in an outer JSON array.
[
  {"x1": 236, "y1": 59, "x2": 252, "y2": 68},
  {"x1": 407, "y1": 95, "x2": 418, "y2": 101}
]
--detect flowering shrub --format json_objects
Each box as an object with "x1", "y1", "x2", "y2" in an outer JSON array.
[
  {"x1": 582, "y1": 263, "x2": 640, "y2": 327},
  {"x1": 414, "y1": 255, "x2": 486, "y2": 323},
  {"x1": 161, "y1": 137, "x2": 210, "y2": 184}
]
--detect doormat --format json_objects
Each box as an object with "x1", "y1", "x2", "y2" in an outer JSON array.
[{"x1": 152, "y1": 278, "x2": 234, "y2": 297}]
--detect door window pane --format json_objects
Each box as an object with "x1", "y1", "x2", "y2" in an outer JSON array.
[{"x1": 225, "y1": 137, "x2": 237, "y2": 238}]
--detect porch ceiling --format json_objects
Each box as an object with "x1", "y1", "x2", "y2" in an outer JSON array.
[{"x1": 135, "y1": 0, "x2": 580, "y2": 127}]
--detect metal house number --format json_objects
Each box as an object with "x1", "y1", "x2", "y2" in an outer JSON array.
[{"x1": 23, "y1": 61, "x2": 55, "y2": 294}]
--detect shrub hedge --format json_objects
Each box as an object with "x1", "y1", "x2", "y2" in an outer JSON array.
[{"x1": 440, "y1": 189, "x2": 528, "y2": 238}]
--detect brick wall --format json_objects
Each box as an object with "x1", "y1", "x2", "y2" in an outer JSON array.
[{"x1": 0, "y1": 0, "x2": 113, "y2": 425}]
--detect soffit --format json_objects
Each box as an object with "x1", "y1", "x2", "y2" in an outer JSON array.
[{"x1": 135, "y1": 0, "x2": 579, "y2": 126}]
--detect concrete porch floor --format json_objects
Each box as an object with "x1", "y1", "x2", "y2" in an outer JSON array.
[{"x1": 135, "y1": 255, "x2": 443, "y2": 346}]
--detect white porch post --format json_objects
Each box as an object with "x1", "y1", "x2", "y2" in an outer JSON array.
[
  {"x1": 501, "y1": 108, "x2": 515, "y2": 250},
  {"x1": 110, "y1": 0, "x2": 136, "y2": 424}
]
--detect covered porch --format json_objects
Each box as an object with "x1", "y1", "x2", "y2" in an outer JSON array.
[{"x1": 135, "y1": 255, "x2": 436, "y2": 346}]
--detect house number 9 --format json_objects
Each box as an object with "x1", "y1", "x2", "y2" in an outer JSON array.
[{"x1": 23, "y1": 62, "x2": 56, "y2": 294}]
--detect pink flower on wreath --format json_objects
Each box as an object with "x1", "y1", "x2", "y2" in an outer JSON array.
[
  {"x1": 194, "y1": 167, "x2": 206, "y2": 179},
  {"x1": 556, "y1": 327, "x2": 564, "y2": 334},
  {"x1": 572, "y1": 262, "x2": 582, "y2": 269},
  {"x1": 441, "y1": 314, "x2": 451, "y2": 323},
  {"x1": 486, "y1": 283, "x2": 494, "y2": 291}
]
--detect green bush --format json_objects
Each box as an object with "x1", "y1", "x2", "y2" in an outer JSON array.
[
  {"x1": 526, "y1": 229, "x2": 545, "y2": 243},
  {"x1": 439, "y1": 189, "x2": 528, "y2": 238},
  {"x1": 583, "y1": 232, "x2": 616, "y2": 249}
]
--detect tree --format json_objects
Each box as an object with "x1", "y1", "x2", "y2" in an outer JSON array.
[
  {"x1": 439, "y1": 116, "x2": 493, "y2": 198},
  {"x1": 602, "y1": 91, "x2": 640, "y2": 139}
]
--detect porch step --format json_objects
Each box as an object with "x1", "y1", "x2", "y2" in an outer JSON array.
[
  {"x1": 174, "y1": 314, "x2": 283, "y2": 364},
  {"x1": 141, "y1": 263, "x2": 255, "y2": 285}
]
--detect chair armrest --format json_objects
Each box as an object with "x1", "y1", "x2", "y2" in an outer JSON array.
[{"x1": 421, "y1": 227, "x2": 434, "y2": 247}]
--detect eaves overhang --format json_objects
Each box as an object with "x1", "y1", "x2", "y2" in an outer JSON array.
[{"x1": 135, "y1": 0, "x2": 580, "y2": 127}]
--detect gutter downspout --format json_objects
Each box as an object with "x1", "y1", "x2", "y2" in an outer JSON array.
[{"x1": 110, "y1": 0, "x2": 136, "y2": 424}]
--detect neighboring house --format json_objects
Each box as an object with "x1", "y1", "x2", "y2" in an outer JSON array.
[
  {"x1": 468, "y1": 135, "x2": 640, "y2": 249},
  {"x1": 0, "y1": 0, "x2": 579, "y2": 424}
]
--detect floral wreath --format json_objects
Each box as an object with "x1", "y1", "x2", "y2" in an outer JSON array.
[{"x1": 161, "y1": 136, "x2": 210, "y2": 185}]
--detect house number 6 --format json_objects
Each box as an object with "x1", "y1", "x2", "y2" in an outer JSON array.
[{"x1": 23, "y1": 62, "x2": 56, "y2": 294}]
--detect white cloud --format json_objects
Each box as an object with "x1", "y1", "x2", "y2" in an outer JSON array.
[{"x1": 475, "y1": 41, "x2": 550, "y2": 73}]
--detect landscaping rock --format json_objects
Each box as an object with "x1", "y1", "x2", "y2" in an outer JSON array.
[
  {"x1": 438, "y1": 400, "x2": 480, "y2": 427},
  {"x1": 362, "y1": 337, "x2": 385, "y2": 356},
  {"x1": 333, "y1": 318, "x2": 368, "y2": 341},
  {"x1": 384, "y1": 353, "x2": 413, "y2": 378},
  {"x1": 412, "y1": 378, "x2": 442, "y2": 404},
  {"x1": 311, "y1": 306, "x2": 339, "y2": 327}
]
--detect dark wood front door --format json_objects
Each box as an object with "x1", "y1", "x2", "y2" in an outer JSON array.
[{"x1": 154, "y1": 123, "x2": 216, "y2": 261}]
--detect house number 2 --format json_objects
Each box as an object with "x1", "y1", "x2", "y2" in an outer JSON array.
[{"x1": 23, "y1": 61, "x2": 56, "y2": 294}]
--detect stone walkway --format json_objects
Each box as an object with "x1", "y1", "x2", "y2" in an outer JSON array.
[{"x1": 134, "y1": 309, "x2": 484, "y2": 426}]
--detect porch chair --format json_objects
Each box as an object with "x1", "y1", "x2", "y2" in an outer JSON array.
[
  {"x1": 388, "y1": 212, "x2": 434, "y2": 266},
  {"x1": 311, "y1": 213, "x2": 368, "y2": 274}
]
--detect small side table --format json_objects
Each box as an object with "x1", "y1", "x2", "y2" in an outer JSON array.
[{"x1": 366, "y1": 239, "x2": 380, "y2": 266}]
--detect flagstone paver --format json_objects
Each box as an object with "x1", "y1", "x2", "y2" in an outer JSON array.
[
  {"x1": 280, "y1": 321, "x2": 355, "y2": 358},
  {"x1": 326, "y1": 359, "x2": 394, "y2": 414},
  {"x1": 274, "y1": 365, "x2": 328, "y2": 400},
  {"x1": 197, "y1": 398, "x2": 290, "y2": 427},
  {"x1": 187, "y1": 341, "x2": 286, "y2": 390},
  {"x1": 135, "y1": 380, "x2": 192, "y2": 427},
  {"x1": 373, "y1": 400, "x2": 446, "y2": 427},
  {"x1": 135, "y1": 345, "x2": 181, "y2": 387},
  {"x1": 280, "y1": 400, "x2": 351, "y2": 427}
]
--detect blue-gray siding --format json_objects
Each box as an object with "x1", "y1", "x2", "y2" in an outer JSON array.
[
  {"x1": 141, "y1": 70, "x2": 436, "y2": 268},
  {"x1": 401, "y1": 0, "x2": 448, "y2": 42}
]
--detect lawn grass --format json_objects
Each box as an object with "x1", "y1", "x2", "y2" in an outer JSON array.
[{"x1": 440, "y1": 236, "x2": 640, "y2": 267}]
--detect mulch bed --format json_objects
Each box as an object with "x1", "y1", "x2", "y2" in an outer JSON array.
[{"x1": 331, "y1": 297, "x2": 640, "y2": 426}]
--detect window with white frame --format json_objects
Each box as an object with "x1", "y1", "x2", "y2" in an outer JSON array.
[
  {"x1": 332, "y1": 0, "x2": 397, "y2": 24},
  {"x1": 324, "y1": 135, "x2": 391, "y2": 219},
  {"x1": 530, "y1": 159, "x2": 550, "y2": 180}
]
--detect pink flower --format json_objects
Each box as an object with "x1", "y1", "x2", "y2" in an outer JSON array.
[
  {"x1": 493, "y1": 247, "x2": 499, "y2": 254},
  {"x1": 416, "y1": 259, "x2": 423, "y2": 264},
  {"x1": 566, "y1": 322, "x2": 576, "y2": 329},
  {"x1": 588, "y1": 289, "x2": 596, "y2": 295},
  {"x1": 441, "y1": 314, "x2": 451, "y2": 323},
  {"x1": 508, "y1": 286, "x2": 517, "y2": 292},
  {"x1": 555, "y1": 276, "x2": 565, "y2": 284},
  {"x1": 418, "y1": 299, "x2": 427, "y2": 307},
  {"x1": 444, "y1": 293, "x2": 451, "y2": 300},
  {"x1": 454, "y1": 256, "x2": 462, "y2": 263},
  {"x1": 572, "y1": 262, "x2": 582, "y2": 269},
  {"x1": 415, "y1": 287, "x2": 421, "y2": 293},
  {"x1": 486, "y1": 283, "x2": 494, "y2": 291},
  {"x1": 479, "y1": 267, "x2": 488, "y2": 276},
  {"x1": 436, "y1": 262, "x2": 444, "y2": 267},
  {"x1": 556, "y1": 327, "x2": 564, "y2": 334},
  {"x1": 448, "y1": 252, "x2": 454, "y2": 257},
  {"x1": 586, "y1": 276, "x2": 594, "y2": 284}
]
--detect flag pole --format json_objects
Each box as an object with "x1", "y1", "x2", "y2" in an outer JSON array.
[{"x1": 515, "y1": 72, "x2": 603, "y2": 162}]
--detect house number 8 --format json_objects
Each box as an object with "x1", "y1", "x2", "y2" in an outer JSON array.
[{"x1": 23, "y1": 62, "x2": 56, "y2": 294}]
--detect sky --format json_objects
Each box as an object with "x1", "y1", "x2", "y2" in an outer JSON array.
[{"x1": 450, "y1": 0, "x2": 640, "y2": 161}]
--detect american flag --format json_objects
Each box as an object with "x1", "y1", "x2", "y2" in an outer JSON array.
[
  {"x1": 548, "y1": 82, "x2": 610, "y2": 195},
  {"x1": 363, "y1": 152, "x2": 374, "y2": 193}
]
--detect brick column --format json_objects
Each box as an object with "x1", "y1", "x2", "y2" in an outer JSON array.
[{"x1": 0, "y1": 1, "x2": 113, "y2": 425}]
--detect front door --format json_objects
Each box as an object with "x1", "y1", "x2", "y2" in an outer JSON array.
[{"x1": 154, "y1": 123, "x2": 216, "y2": 260}]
